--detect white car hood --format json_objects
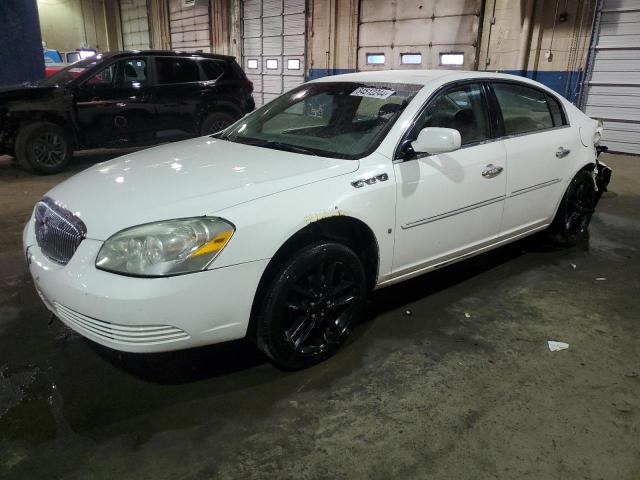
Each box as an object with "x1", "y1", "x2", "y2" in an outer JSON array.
[{"x1": 47, "y1": 136, "x2": 359, "y2": 240}]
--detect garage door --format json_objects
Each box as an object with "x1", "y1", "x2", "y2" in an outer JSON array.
[
  {"x1": 168, "y1": 0, "x2": 211, "y2": 53},
  {"x1": 358, "y1": 0, "x2": 481, "y2": 71},
  {"x1": 120, "y1": 0, "x2": 150, "y2": 50},
  {"x1": 582, "y1": 0, "x2": 640, "y2": 154},
  {"x1": 242, "y1": 0, "x2": 306, "y2": 107}
]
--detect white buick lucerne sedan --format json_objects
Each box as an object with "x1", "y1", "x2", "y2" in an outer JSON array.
[{"x1": 24, "y1": 70, "x2": 611, "y2": 369}]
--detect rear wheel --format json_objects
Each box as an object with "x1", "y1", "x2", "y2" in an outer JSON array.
[
  {"x1": 15, "y1": 122, "x2": 72, "y2": 174},
  {"x1": 255, "y1": 241, "x2": 366, "y2": 370},
  {"x1": 200, "y1": 111, "x2": 236, "y2": 135},
  {"x1": 548, "y1": 170, "x2": 596, "y2": 246}
]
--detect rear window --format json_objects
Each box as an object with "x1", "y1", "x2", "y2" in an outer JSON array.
[
  {"x1": 201, "y1": 60, "x2": 224, "y2": 80},
  {"x1": 547, "y1": 94, "x2": 566, "y2": 127},
  {"x1": 155, "y1": 57, "x2": 201, "y2": 84},
  {"x1": 492, "y1": 83, "x2": 554, "y2": 135}
]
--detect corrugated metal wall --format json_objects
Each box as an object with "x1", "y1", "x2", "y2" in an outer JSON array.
[
  {"x1": 120, "y1": 0, "x2": 151, "y2": 50},
  {"x1": 168, "y1": 0, "x2": 211, "y2": 52},
  {"x1": 242, "y1": 0, "x2": 306, "y2": 107},
  {"x1": 582, "y1": 0, "x2": 640, "y2": 154},
  {"x1": 357, "y1": 0, "x2": 482, "y2": 71}
]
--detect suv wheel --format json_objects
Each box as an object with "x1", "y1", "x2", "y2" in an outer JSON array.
[
  {"x1": 15, "y1": 122, "x2": 72, "y2": 174},
  {"x1": 255, "y1": 241, "x2": 366, "y2": 370},
  {"x1": 201, "y1": 111, "x2": 236, "y2": 135}
]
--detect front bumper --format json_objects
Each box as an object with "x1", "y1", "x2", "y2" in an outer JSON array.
[{"x1": 24, "y1": 225, "x2": 268, "y2": 353}]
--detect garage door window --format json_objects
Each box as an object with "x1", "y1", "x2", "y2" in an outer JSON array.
[
  {"x1": 401, "y1": 54, "x2": 422, "y2": 65},
  {"x1": 440, "y1": 53, "x2": 464, "y2": 66},
  {"x1": 492, "y1": 83, "x2": 554, "y2": 135},
  {"x1": 287, "y1": 59, "x2": 301, "y2": 70},
  {"x1": 366, "y1": 54, "x2": 385, "y2": 65},
  {"x1": 156, "y1": 57, "x2": 201, "y2": 84}
]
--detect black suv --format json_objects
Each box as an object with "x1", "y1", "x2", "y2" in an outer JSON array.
[{"x1": 0, "y1": 51, "x2": 255, "y2": 173}]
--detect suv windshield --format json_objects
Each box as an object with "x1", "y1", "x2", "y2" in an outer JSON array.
[
  {"x1": 218, "y1": 82, "x2": 422, "y2": 159},
  {"x1": 39, "y1": 56, "x2": 103, "y2": 86}
]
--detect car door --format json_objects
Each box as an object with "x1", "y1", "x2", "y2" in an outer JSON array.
[
  {"x1": 392, "y1": 82, "x2": 507, "y2": 275},
  {"x1": 489, "y1": 81, "x2": 580, "y2": 236},
  {"x1": 149, "y1": 56, "x2": 206, "y2": 140},
  {"x1": 74, "y1": 57, "x2": 155, "y2": 148}
]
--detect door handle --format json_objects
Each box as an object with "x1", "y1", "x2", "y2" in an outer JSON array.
[
  {"x1": 556, "y1": 147, "x2": 571, "y2": 158},
  {"x1": 482, "y1": 164, "x2": 504, "y2": 178}
]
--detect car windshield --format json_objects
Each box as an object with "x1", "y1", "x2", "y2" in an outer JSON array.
[
  {"x1": 218, "y1": 82, "x2": 423, "y2": 159},
  {"x1": 38, "y1": 56, "x2": 103, "y2": 86}
]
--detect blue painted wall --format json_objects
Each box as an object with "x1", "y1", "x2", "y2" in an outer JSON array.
[
  {"x1": 308, "y1": 68, "x2": 584, "y2": 103},
  {"x1": 308, "y1": 68, "x2": 356, "y2": 81},
  {"x1": 0, "y1": 0, "x2": 44, "y2": 86},
  {"x1": 497, "y1": 70, "x2": 584, "y2": 102}
]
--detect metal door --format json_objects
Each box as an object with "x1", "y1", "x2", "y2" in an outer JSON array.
[
  {"x1": 357, "y1": 0, "x2": 481, "y2": 72},
  {"x1": 168, "y1": 0, "x2": 212, "y2": 52},
  {"x1": 119, "y1": 0, "x2": 151, "y2": 50},
  {"x1": 581, "y1": 0, "x2": 640, "y2": 154},
  {"x1": 242, "y1": 0, "x2": 306, "y2": 107}
]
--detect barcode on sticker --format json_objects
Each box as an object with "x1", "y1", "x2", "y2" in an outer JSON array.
[{"x1": 350, "y1": 87, "x2": 395, "y2": 99}]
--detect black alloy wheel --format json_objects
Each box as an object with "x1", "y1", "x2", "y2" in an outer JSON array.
[
  {"x1": 283, "y1": 259, "x2": 358, "y2": 355},
  {"x1": 15, "y1": 122, "x2": 72, "y2": 174},
  {"x1": 565, "y1": 178, "x2": 594, "y2": 237},
  {"x1": 255, "y1": 241, "x2": 366, "y2": 370},
  {"x1": 549, "y1": 170, "x2": 596, "y2": 246},
  {"x1": 30, "y1": 131, "x2": 66, "y2": 168}
]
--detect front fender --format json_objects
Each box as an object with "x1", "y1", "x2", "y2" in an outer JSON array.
[{"x1": 210, "y1": 154, "x2": 397, "y2": 283}]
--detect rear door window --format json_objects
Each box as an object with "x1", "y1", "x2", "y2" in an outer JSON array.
[
  {"x1": 155, "y1": 57, "x2": 201, "y2": 84},
  {"x1": 492, "y1": 83, "x2": 554, "y2": 135},
  {"x1": 546, "y1": 94, "x2": 566, "y2": 127},
  {"x1": 201, "y1": 60, "x2": 224, "y2": 81}
]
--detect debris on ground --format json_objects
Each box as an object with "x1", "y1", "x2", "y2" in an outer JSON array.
[
  {"x1": 570, "y1": 263, "x2": 577, "y2": 269},
  {"x1": 548, "y1": 340, "x2": 570, "y2": 352},
  {"x1": 595, "y1": 277, "x2": 607, "y2": 281},
  {"x1": 464, "y1": 312, "x2": 471, "y2": 318},
  {"x1": 404, "y1": 310, "x2": 412, "y2": 316}
]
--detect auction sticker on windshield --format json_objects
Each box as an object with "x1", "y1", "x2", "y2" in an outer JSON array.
[{"x1": 350, "y1": 87, "x2": 395, "y2": 99}]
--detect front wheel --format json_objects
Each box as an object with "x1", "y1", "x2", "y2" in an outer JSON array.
[
  {"x1": 548, "y1": 170, "x2": 596, "y2": 246},
  {"x1": 255, "y1": 241, "x2": 367, "y2": 370},
  {"x1": 15, "y1": 122, "x2": 72, "y2": 174}
]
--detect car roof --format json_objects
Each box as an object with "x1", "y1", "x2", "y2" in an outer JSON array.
[
  {"x1": 103, "y1": 50, "x2": 236, "y2": 62},
  {"x1": 310, "y1": 69, "x2": 557, "y2": 92}
]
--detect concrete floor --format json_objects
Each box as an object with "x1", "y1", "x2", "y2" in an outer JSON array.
[{"x1": 0, "y1": 151, "x2": 638, "y2": 480}]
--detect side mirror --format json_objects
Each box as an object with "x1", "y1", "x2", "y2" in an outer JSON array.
[{"x1": 411, "y1": 127, "x2": 461, "y2": 155}]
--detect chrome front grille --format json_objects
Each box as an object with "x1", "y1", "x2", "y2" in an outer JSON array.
[{"x1": 34, "y1": 197, "x2": 87, "y2": 265}]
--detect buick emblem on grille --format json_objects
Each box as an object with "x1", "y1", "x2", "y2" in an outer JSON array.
[{"x1": 34, "y1": 197, "x2": 87, "y2": 265}]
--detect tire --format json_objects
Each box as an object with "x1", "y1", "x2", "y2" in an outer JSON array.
[
  {"x1": 255, "y1": 241, "x2": 367, "y2": 370},
  {"x1": 200, "y1": 111, "x2": 236, "y2": 135},
  {"x1": 548, "y1": 170, "x2": 596, "y2": 247},
  {"x1": 15, "y1": 122, "x2": 72, "y2": 174}
]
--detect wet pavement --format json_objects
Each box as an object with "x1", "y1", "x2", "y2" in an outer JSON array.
[{"x1": 0, "y1": 151, "x2": 639, "y2": 479}]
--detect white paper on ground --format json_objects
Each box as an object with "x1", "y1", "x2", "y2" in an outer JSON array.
[{"x1": 548, "y1": 340, "x2": 570, "y2": 352}]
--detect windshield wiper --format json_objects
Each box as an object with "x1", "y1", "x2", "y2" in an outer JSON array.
[{"x1": 235, "y1": 137, "x2": 319, "y2": 156}]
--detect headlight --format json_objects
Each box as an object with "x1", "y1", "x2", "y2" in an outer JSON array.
[{"x1": 96, "y1": 217, "x2": 235, "y2": 277}]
